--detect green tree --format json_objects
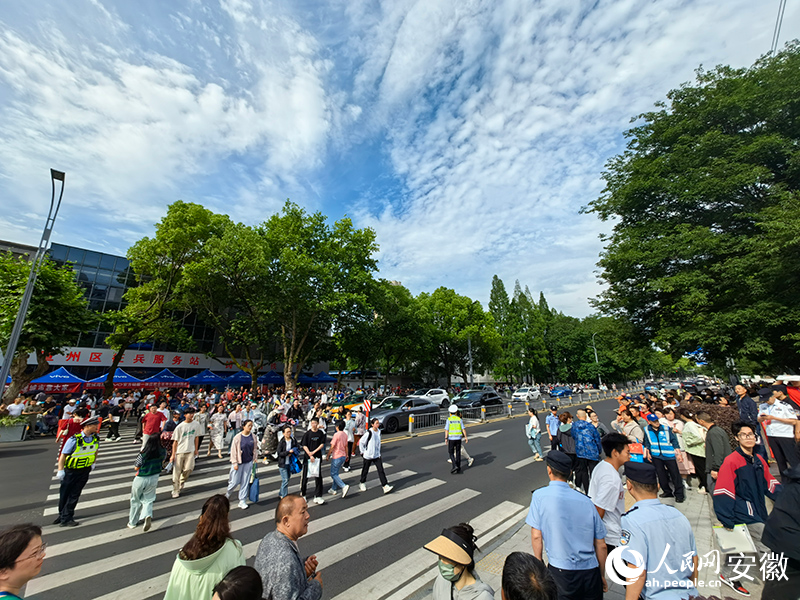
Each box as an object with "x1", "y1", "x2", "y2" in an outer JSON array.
[
  {"x1": 105, "y1": 201, "x2": 229, "y2": 396},
  {"x1": 260, "y1": 201, "x2": 378, "y2": 391},
  {"x1": 0, "y1": 254, "x2": 94, "y2": 400},
  {"x1": 587, "y1": 44, "x2": 800, "y2": 370}
]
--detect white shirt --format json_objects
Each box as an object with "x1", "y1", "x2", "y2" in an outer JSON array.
[
  {"x1": 588, "y1": 460, "x2": 625, "y2": 546},
  {"x1": 158, "y1": 407, "x2": 170, "y2": 421},
  {"x1": 6, "y1": 403, "x2": 24, "y2": 417},
  {"x1": 759, "y1": 400, "x2": 797, "y2": 438},
  {"x1": 527, "y1": 416, "x2": 540, "y2": 436},
  {"x1": 63, "y1": 403, "x2": 77, "y2": 417},
  {"x1": 173, "y1": 421, "x2": 201, "y2": 454}
]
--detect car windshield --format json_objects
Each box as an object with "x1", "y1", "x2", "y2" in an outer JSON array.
[
  {"x1": 517, "y1": 388, "x2": 529, "y2": 393},
  {"x1": 378, "y1": 398, "x2": 407, "y2": 410},
  {"x1": 461, "y1": 392, "x2": 483, "y2": 401},
  {"x1": 413, "y1": 389, "x2": 429, "y2": 395}
]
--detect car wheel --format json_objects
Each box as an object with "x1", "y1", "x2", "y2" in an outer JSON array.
[
  {"x1": 441, "y1": 400, "x2": 449, "y2": 409},
  {"x1": 385, "y1": 417, "x2": 399, "y2": 434}
]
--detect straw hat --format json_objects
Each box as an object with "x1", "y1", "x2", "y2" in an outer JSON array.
[{"x1": 423, "y1": 529, "x2": 473, "y2": 565}]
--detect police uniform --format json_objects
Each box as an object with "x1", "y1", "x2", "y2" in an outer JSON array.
[
  {"x1": 445, "y1": 406, "x2": 465, "y2": 473},
  {"x1": 618, "y1": 462, "x2": 698, "y2": 599},
  {"x1": 55, "y1": 418, "x2": 100, "y2": 526}
]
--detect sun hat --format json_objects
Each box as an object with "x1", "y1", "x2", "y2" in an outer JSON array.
[{"x1": 423, "y1": 529, "x2": 473, "y2": 565}]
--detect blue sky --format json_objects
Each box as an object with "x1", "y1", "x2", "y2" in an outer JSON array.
[{"x1": 0, "y1": 0, "x2": 796, "y2": 316}]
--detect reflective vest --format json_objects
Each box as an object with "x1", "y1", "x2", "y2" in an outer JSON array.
[
  {"x1": 65, "y1": 433, "x2": 99, "y2": 469},
  {"x1": 447, "y1": 416, "x2": 464, "y2": 439},
  {"x1": 645, "y1": 425, "x2": 676, "y2": 459}
]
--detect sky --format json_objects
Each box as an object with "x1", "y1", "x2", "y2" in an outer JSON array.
[{"x1": 0, "y1": 0, "x2": 796, "y2": 317}]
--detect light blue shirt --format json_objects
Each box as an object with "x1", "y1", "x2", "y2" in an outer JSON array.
[
  {"x1": 546, "y1": 413, "x2": 560, "y2": 436},
  {"x1": 619, "y1": 499, "x2": 698, "y2": 599},
  {"x1": 526, "y1": 480, "x2": 606, "y2": 570}
]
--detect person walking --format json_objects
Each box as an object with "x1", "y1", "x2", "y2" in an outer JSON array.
[
  {"x1": 526, "y1": 408, "x2": 544, "y2": 461},
  {"x1": 277, "y1": 425, "x2": 299, "y2": 499},
  {"x1": 54, "y1": 416, "x2": 101, "y2": 527},
  {"x1": 227, "y1": 420, "x2": 259, "y2": 510},
  {"x1": 343, "y1": 410, "x2": 356, "y2": 472},
  {"x1": 128, "y1": 436, "x2": 166, "y2": 532},
  {"x1": 696, "y1": 411, "x2": 731, "y2": 493},
  {"x1": 353, "y1": 407, "x2": 367, "y2": 455},
  {"x1": 194, "y1": 404, "x2": 209, "y2": 454},
  {"x1": 325, "y1": 420, "x2": 350, "y2": 498},
  {"x1": 140, "y1": 404, "x2": 167, "y2": 450},
  {"x1": 423, "y1": 523, "x2": 495, "y2": 600},
  {"x1": 300, "y1": 418, "x2": 327, "y2": 505},
  {"x1": 164, "y1": 495, "x2": 245, "y2": 600},
  {"x1": 170, "y1": 407, "x2": 201, "y2": 499},
  {"x1": 445, "y1": 405, "x2": 468, "y2": 474},
  {"x1": 106, "y1": 402, "x2": 123, "y2": 442},
  {"x1": 679, "y1": 408, "x2": 708, "y2": 494},
  {"x1": 359, "y1": 418, "x2": 393, "y2": 494},
  {"x1": 572, "y1": 410, "x2": 602, "y2": 494},
  {"x1": 208, "y1": 404, "x2": 227, "y2": 458}
]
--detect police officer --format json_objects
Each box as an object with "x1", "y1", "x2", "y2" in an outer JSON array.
[
  {"x1": 54, "y1": 416, "x2": 100, "y2": 527},
  {"x1": 445, "y1": 405, "x2": 468, "y2": 474},
  {"x1": 618, "y1": 462, "x2": 699, "y2": 599},
  {"x1": 526, "y1": 450, "x2": 607, "y2": 599}
]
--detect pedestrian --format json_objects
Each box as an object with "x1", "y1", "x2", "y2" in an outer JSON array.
[
  {"x1": 209, "y1": 404, "x2": 227, "y2": 458},
  {"x1": 359, "y1": 418, "x2": 393, "y2": 494},
  {"x1": 661, "y1": 406, "x2": 695, "y2": 490},
  {"x1": 164, "y1": 495, "x2": 245, "y2": 600},
  {"x1": 618, "y1": 462, "x2": 699, "y2": 600},
  {"x1": 545, "y1": 405, "x2": 559, "y2": 453},
  {"x1": 526, "y1": 408, "x2": 544, "y2": 461},
  {"x1": 696, "y1": 411, "x2": 731, "y2": 493},
  {"x1": 758, "y1": 384, "x2": 800, "y2": 478},
  {"x1": 555, "y1": 412, "x2": 576, "y2": 485},
  {"x1": 212, "y1": 566, "x2": 263, "y2": 600},
  {"x1": 0, "y1": 524, "x2": 46, "y2": 599},
  {"x1": 762, "y1": 463, "x2": 800, "y2": 599},
  {"x1": 353, "y1": 407, "x2": 367, "y2": 454},
  {"x1": 678, "y1": 408, "x2": 707, "y2": 494},
  {"x1": 588, "y1": 433, "x2": 629, "y2": 556},
  {"x1": 128, "y1": 436, "x2": 166, "y2": 532},
  {"x1": 254, "y1": 495, "x2": 323, "y2": 600},
  {"x1": 301, "y1": 417, "x2": 327, "y2": 505},
  {"x1": 54, "y1": 416, "x2": 101, "y2": 527},
  {"x1": 194, "y1": 404, "x2": 209, "y2": 453},
  {"x1": 526, "y1": 450, "x2": 607, "y2": 599},
  {"x1": 713, "y1": 421, "x2": 782, "y2": 596},
  {"x1": 587, "y1": 411, "x2": 609, "y2": 438},
  {"x1": 325, "y1": 420, "x2": 350, "y2": 498},
  {"x1": 343, "y1": 410, "x2": 356, "y2": 472},
  {"x1": 227, "y1": 420, "x2": 259, "y2": 510},
  {"x1": 445, "y1": 405, "x2": 469, "y2": 474},
  {"x1": 571, "y1": 410, "x2": 602, "y2": 494},
  {"x1": 170, "y1": 407, "x2": 201, "y2": 499},
  {"x1": 277, "y1": 425, "x2": 299, "y2": 498},
  {"x1": 642, "y1": 413, "x2": 686, "y2": 502},
  {"x1": 140, "y1": 404, "x2": 167, "y2": 450},
  {"x1": 423, "y1": 523, "x2": 494, "y2": 600},
  {"x1": 501, "y1": 552, "x2": 558, "y2": 600},
  {"x1": 55, "y1": 408, "x2": 87, "y2": 456}
]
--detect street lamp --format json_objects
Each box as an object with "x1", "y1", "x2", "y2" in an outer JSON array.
[
  {"x1": 0, "y1": 170, "x2": 66, "y2": 397},
  {"x1": 591, "y1": 332, "x2": 603, "y2": 388}
]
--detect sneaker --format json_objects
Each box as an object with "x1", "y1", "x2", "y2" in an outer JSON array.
[
  {"x1": 468, "y1": 458, "x2": 474, "y2": 467},
  {"x1": 126, "y1": 523, "x2": 136, "y2": 529},
  {"x1": 697, "y1": 488, "x2": 707, "y2": 495},
  {"x1": 447, "y1": 459, "x2": 452, "y2": 463},
  {"x1": 343, "y1": 466, "x2": 350, "y2": 472},
  {"x1": 719, "y1": 574, "x2": 750, "y2": 596},
  {"x1": 53, "y1": 517, "x2": 62, "y2": 525},
  {"x1": 328, "y1": 488, "x2": 338, "y2": 496},
  {"x1": 359, "y1": 482, "x2": 367, "y2": 492},
  {"x1": 313, "y1": 497, "x2": 325, "y2": 505},
  {"x1": 171, "y1": 492, "x2": 180, "y2": 498},
  {"x1": 143, "y1": 516, "x2": 152, "y2": 532},
  {"x1": 238, "y1": 501, "x2": 248, "y2": 509},
  {"x1": 341, "y1": 484, "x2": 350, "y2": 498},
  {"x1": 383, "y1": 484, "x2": 393, "y2": 494},
  {"x1": 60, "y1": 520, "x2": 79, "y2": 527}
]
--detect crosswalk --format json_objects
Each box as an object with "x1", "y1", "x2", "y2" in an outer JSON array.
[{"x1": 28, "y1": 430, "x2": 530, "y2": 600}]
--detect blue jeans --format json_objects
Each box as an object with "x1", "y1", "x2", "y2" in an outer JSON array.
[
  {"x1": 528, "y1": 432, "x2": 543, "y2": 456},
  {"x1": 330, "y1": 456, "x2": 346, "y2": 491},
  {"x1": 279, "y1": 466, "x2": 291, "y2": 498}
]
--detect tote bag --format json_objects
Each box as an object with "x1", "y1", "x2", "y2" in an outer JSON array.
[
  {"x1": 248, "y1": 464, "x2": 260, "y2": 503},
  {"x1": 307, "y1": 457, "x2": 321, "y2": 478}
]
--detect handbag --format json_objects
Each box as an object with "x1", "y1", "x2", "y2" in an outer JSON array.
[
  {"x1": 248, "y1": 464, "x2": 260, "y2": 503},
  {"x1": 307, "y1": 456, "x2": 321, "y2": 477},
  {"x1": 629, "y1": 441, "x2": 644, "y2": 463}
]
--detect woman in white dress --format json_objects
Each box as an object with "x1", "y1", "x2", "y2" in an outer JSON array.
[{"x1": 208, "y1": 405, "x2": 227, "y2": 458}]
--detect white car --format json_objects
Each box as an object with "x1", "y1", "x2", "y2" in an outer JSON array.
[
  {"x1": 409, "y1": 388, "x2": 450, "y2": 408},
  {"x1": 512, "y1": 387, "x2": 542, "y2": 403}
]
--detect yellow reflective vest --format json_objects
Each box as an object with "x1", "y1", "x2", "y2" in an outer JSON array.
[
  {"x1": 65, "y1": 433, "x2": 99, "y2": 469},
  {"x1": 446, "y1": 415, "x2": 464, "y2": 439}
]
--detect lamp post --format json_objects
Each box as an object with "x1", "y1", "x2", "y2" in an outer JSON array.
[
  {"x1": 591, "y1": 332, "x2": 602, "y2": 388},
  {"x1": 0, "y1": 170, "x2": 66, "y2": 398}
]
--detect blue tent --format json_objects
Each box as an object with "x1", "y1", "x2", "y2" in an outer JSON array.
[
  {"x1": 86, "y1": 368, "x2": 145, "y2": 389},
  {"x1": 315, "y1": 371, "x2": 337, "y2": 383},
  {"x1": 143, "y1": 369, "x2": 188, "y2": 386},
  {"x1": 225, "y1": 370, "x2": 254, "y2": 385},
  {"x1": 297, "y1": 373, "x2": 316, "y2": 384},
  {"x1": 257, "y1": 371, "x2": 283, "y2": 384},
  {"x1": 30, "y1": 367, "x2": 86, "y2": 384},
  {"x1": 186, "y1": 369, "x2": 226, "y2": 385}
]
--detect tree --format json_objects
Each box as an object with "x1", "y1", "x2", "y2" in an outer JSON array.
[
  {"x1": 587, "y1": 44, "x2": 800, "y2": 370},
  {"x1": 488, "y1": 275, "x2": 516, "y2": 382},
  {"x1": 260, "y1": 201, "x2": 378, "y2": 392},
  {"x1": 0, "y1": 254, "x2": 94, "y2": 400},
  {"x1": 104, "y1": 201, "x2": 229, "y2": 396}
]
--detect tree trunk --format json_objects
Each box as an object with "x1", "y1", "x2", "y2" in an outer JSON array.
[
  {"x1": 105, "y1": 335, "x2": 133, "y2": 398},
  {"x1": 3, "y1": 351, "x2": 48, "y2": 402}
]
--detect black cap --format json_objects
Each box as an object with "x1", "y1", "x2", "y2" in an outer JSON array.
[
  {"x1": 550, "y1": 405, "x2": 558, "y2": 411},
  {"x1": 624, "y1": 461, "x2": 657, "y2": 485},
  {"x1": 757, "y1": 387, "x2": 773, "y2": 397},
  {"x1": 771, "y1": 384, "x2": 788, "y2": 395},
  {"x1": 545, "y1": 450, "x2": 573, "y2": 475}
]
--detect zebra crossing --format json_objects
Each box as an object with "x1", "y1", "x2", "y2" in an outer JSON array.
[{"x1": 27, "y1": 432, "x2": 528, "y2": 600}]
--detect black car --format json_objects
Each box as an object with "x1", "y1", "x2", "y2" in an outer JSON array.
[{"x1": 454, "y1": 390, "x2": 504, "y2": 408}]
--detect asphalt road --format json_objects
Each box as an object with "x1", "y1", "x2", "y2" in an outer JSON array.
[{"x1": 0, "y1": 394, "x2": 624, "y2": 600}]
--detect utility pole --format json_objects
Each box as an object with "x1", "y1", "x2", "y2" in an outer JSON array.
[
  {"x1": 591, "y1": 332, "x2": 602, "y2": 388},
  {"x1": 467, "y1": 336, "x2": 474, "y2": 388}
]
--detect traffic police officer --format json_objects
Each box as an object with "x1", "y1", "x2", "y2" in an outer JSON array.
[
  {"x1": 618, "y1": 462, "x2": 699, "y2": 599},
  {"x1": 526, "y1": 450, "x2": 607, "y2": 599},
  {"x1": 54, "y1": 416, "x2": 100, "y2": 527},
  {"x1": 445, "y1": 405, "x2": 468, "y2": 474}
]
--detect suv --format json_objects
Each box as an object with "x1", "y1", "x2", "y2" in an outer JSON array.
[
  {"x1": 409, "y1": 388, "x2": 450, "y2": 408},
  {"x1": 512, "y1": 387, "x2": 542, "y2": 403}
]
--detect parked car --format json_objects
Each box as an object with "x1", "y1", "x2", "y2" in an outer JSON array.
[
  {"x1": 409, "y1": 388, "x2": 450, "y2": 408},
  {"x1": 643, "y1": 382, "x2": 660, "y2": 393},
  {"x1": 512, "y1": 387, "x2": 542, "y2": 402},
  {"x1": 548, "y1": 386, "x2": 573, "y2": 398},
  {"x1": 454, "y1": 391, "x2": 504, "y2": 409},
  {"x1": 371, "y1": 396, "x2": 440, "y2": 434}
]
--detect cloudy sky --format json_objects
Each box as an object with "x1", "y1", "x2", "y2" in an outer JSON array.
[{"x1": 0, "y1": 0, "x2": 796, "y2": 316}]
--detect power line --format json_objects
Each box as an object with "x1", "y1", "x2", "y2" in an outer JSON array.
[{"x1": 771, "y1": 0, "x2": 787, "y2": 55}]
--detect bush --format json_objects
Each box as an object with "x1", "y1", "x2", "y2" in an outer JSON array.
[{"x1": 0, "y1": 415, "x2": 29, "y2": 428}]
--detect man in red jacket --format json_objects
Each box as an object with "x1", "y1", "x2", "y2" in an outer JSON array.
[{"x1": 713, "y1": 420, "x2": 782, "y2": 596}]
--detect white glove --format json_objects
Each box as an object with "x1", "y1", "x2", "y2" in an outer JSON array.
[
  {"x1": 56, "y1": 470, "x2": 65, "y2": 480},
  {"x1": 91, "y1": 464, "x2": 96, "y2": 471}
]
